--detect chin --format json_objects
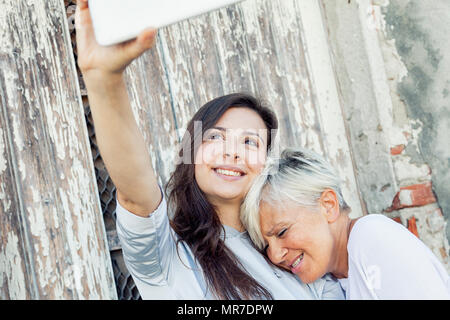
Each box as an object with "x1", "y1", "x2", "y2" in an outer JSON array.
[{"x1": 213, "y1": 188, "x2": 245, "y2": 201}]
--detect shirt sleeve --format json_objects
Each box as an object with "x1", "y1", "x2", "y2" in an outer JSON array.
[
  {"x1": 349, "y1": 215, "x2": 450, "y2": 299},
  {"x1": 115, "y1": 189, "x2": 176, "y2": 287}
]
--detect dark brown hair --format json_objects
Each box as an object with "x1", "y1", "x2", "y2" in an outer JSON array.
[{"x1": 165, "y1": 93, "x2": 278, "y2": 299}]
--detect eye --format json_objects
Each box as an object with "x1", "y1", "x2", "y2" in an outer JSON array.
[
  {"x1": 206, "y1": 131, "x2": 224, "y2": 141},
  {"x1": 244, "y1": 137, "x2": 259, "y2": 147},
  {"x1": 277, "y1": 228, "x2": 287, "y2": 238}
]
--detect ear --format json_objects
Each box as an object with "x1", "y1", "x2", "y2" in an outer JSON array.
[{"x1": 319, "y1": 189, "x2": 340, "y2": 223}]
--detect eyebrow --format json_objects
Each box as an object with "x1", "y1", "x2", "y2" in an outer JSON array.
[
  {"x1": 265, "y1": 223, "x2": 283, "y2": 237},
  {"x1": 211, "y1": 126, "x2": 265, "y2": 141}
]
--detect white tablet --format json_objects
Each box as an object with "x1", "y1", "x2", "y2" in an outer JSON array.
[{"x1": 88, "y1": 0, "x2": 244, "y2": 46}]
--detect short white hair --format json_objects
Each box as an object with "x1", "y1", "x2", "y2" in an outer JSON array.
[{"x1": 240, "y1": 147, "x2": 349, "y2": 250}]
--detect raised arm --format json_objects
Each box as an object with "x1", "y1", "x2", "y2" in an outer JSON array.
[{"x1": 75, "y1": 0, "x2": 161, "y2": 217}]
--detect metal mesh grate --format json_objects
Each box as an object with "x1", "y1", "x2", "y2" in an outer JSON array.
[
  {"x1": 65, "y1": 0, "x2": 141, "y2": 300},
  {"x1": 111, "y1": 251, "x2": 142, "y2": 300}
]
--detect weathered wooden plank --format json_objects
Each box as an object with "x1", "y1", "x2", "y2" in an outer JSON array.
[
  {"x1": 157, "y1": 23, "x2": 203, "y2": 135},
  {"x1": 237, "y1": 0, "x2": 313, "y2": 149},
  {"x1": 269, "y1": 0, "x2": 326, "y2": 151},
  {"x1": 296, "y1": 0, "x2": 364, "y2": 217},
  {"x1": 0, "y1": 0, "x2": 116, "y2": 299},
  {"x1": 177, "y1": 17, "x2": 226, "y2": 105},
  {"x1": 124, "y1": 46, "x2": 180, "y2": 187},
  {"x1": 209, "y1": 5, "x2": 256, "y2": 95},
  {"x1": 0, "y1": 94, "x2": 33, "y2": 299}
]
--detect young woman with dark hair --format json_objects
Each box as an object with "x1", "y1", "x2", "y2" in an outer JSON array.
[{"x1": 75, "y1": 0, "x2": 344, "y2": 300}]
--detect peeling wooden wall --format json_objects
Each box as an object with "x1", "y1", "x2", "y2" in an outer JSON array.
[{"x1": 0, "y1": 0, "x2": 117, "y2": 299}]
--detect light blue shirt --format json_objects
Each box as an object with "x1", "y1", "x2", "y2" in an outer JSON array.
[{"x1": 116, "y1": 193, "x2": 344, "y2": 300}]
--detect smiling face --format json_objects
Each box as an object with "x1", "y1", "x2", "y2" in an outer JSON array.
[
  {"x1": 259, "y1": 199, "x2": 335, "y2": 284},
  {"x1": 194, "y1": 107, "x2": 269, "y2": 206}
]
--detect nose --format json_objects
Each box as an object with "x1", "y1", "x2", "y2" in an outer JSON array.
[
  {"x1": 267, "y1": 241, "x2": 288, "y2": 266},
  {"x1": 224, "y1": 151, "x2": 240, "y2": 160},
  {"x1": 223, "y1": 135, "x2": 241, "y2": 160}
]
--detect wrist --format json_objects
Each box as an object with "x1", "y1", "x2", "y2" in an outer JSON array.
[
  {"x1": 82, "y1": 68, "x2": 123, "y2": 81},
  {"x1": 82, "y1": 69, "x2": 125, "y2": 90}
]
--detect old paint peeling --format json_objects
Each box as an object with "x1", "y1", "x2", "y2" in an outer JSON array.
[
  {"x1": 1, "y1": 0, "x2": 116, "y2": 299},
  {"x1": 0, "y1": 130, "x2": 7, "y2": 174},
  {"x1": 0, "y1": 184, "x2": 11, "y2": 212},
  {"x1": 0, "y1": 232, "x2": 27, "y2": 299},
  {"x1": 11, "y1": 113, "x2": 25, "y2": 152}
]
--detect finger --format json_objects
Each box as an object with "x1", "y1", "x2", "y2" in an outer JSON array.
[
  {"x1": 126, "y1": 28, "x2": 158, "y2": 59},
  {"x1": 137, "y1": 28, "x2": 158, "y2": 49},
  {"x1": 75, "y1": 0, "x2": 93, "y2": 31},
  {"x1": 76, "y1": 0, "x2": 89, "y2": 10}
]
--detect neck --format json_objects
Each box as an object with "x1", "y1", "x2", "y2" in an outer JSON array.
[
  {"x1": 212, "y1": 199, "x2": 245, "y2": 232},
  {"x1": 329, "y1": 212, "x2": 356, "y2": 279}
]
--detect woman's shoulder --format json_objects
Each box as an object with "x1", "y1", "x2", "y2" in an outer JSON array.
[
  {"x1": 347, "y1": 214, "x2": 450, "y2": 299},
  {"x1": 347, "y1": 214, "x2": 421, "y2": 256},
  {"x1": 346, "y1": 213, "x2": 446, "y2": 275},
  {"x1": 350, "y1": 214, "x2": 404, "y2": 238}
]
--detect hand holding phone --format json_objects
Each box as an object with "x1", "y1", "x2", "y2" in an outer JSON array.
[{"x1": 75, "y1": 0, "x2": 157, "y2": 76}]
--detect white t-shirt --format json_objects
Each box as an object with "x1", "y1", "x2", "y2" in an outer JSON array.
[{"x1": 338, "y1": 214, "x2": 450, "y2": 299}]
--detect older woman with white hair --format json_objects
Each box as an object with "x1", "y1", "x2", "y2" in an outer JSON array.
[{"x1": 241, "y1": 147, "x2": 450, "y2": 299}]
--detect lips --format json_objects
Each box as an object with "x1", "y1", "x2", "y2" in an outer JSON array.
[{"x1": 289, "y1": 253, "x2": 304, "y2": 274}]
